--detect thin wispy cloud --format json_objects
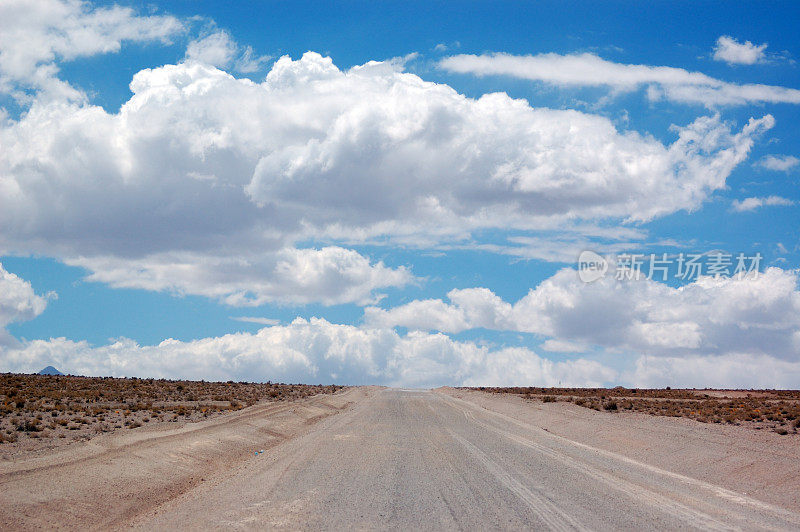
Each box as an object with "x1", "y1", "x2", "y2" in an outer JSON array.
[
  {"x1": 756, "y1": 155, "x2": 800, "y2": 172},
  {"x1": 185, "y1": 30, "x2": 271, "y2": 73},
  {"x1": 731, "y1": 195, "x2": 795, "y2": 212},
  {"x1": 231, "y1": 316, "x2": 280, "y2": 326},
  {"x1": 439, "y1": 52, "x2": 800, "y2": 106}
]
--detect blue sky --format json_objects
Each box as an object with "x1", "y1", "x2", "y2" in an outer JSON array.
[{"x1": 0, "y1": 0, "x2": 799, "y2": 387}]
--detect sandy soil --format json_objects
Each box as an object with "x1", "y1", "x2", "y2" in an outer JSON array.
[{"x1": 440, "y1": 387, "x2": 800, "y2": 510}]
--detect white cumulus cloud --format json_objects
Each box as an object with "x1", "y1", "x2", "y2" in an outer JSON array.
[
  {"x1": 366, "y1": 267, "x2": 800, "y2": 361},
  {"x1": 67, "y1": 247, "x2": 413, "y2": 307},
  {"x1": 0, "y1": 264, "x2": 47, "y2": 326},
  {"x1": 0, "y1": 317, "x2": 616, "y2": 387},
  {"x1": 3, "y1": 307, "x2": 798, "y2": 387},
  {"x1": 3, "y1": 263, "x2": 799, "y2": 388},
  {"x1": 713, "y1": 36, "x2": 768, "y2": 65},
  {"x1": 0, "y1": 54, "x2": 773, "y2": 245},
  {"x1": 0, "y1": 263, "x2": 50, "y2": 346},
  {"x1": 0, "y1": 0, "x2": 183, "y2": 100},
  {"x1": 0, "y1": 49, "x2": 774, "y2": 305}
]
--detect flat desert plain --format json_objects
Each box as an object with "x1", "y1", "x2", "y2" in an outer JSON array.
[{"x1": 1, "y1": 377, "x2": 799, "y2": 530}]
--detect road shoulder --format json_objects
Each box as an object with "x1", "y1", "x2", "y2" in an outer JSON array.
[
  {"x1": 436, "y1": 387, "x2": 800, "y2": 511},
  {"x1": 0, "y1": 386, "x2": 376, "y2": 530}
]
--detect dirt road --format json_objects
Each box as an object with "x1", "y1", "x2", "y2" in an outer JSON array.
[{"x1": 3, "y1": 388, "x2": 800, "y2": 530}]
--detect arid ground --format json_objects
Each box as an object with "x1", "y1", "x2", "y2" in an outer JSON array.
[
  {"x1": 470, "y1": 386, "x2": 800, "y2": 435},
  {"x1": 1, "y1": 377, "x2": 800, "y2": 530},
  {"x1": 0, "y1": 373, "x2": 342, "y2": 455}
]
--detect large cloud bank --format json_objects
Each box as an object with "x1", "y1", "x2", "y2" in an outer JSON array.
[
  {"x1": 0, "y1": 52, "x2": 772, "y2": 305},
  {"x1": 3, "y1": 261, "x2": 800, "y2": 388},
  {"x1": 0, "y1": 261, "x2": 610, "y2": 386},
  {"x1": 1, "y1": 2, "x2": 795, "y2": 388},
  {"x1": 1, "y1": 317, "x2": 615, "y2": 388},
  {"x1": 366, "y1": 267, "x2": 800, "y2": 361}
]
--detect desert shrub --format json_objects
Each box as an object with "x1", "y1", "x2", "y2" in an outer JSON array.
[
  {"x1": 16, "y1": 419, "x2": 41, "y2": 432},
  {"x1": 603, "y1": 401, "x2": 618, "y2": 411}
]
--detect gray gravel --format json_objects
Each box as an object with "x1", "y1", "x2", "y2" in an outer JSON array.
[{"x1": 138, "y1": 388, "x2": 800, "y2": 530}]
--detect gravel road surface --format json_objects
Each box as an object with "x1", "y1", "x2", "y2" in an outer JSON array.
[{"x1": 133, "y1": 388, "x2": 800, "y2": 530}]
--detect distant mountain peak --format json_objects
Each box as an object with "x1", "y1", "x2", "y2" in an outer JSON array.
[{"x1": 38, "y1": 366, "x2": 63, "y2": 376}]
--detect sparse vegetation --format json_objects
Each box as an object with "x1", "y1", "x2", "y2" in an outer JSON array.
[
  {"x1": 603, "y1": 400, "x2": 618, "y2": 411},
  {"x1": 468, "y1": 386, "x2": 800, "y2": 434},
  {"x1": 0, "y1": 373, "x2": 344, "y2": 449}
]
